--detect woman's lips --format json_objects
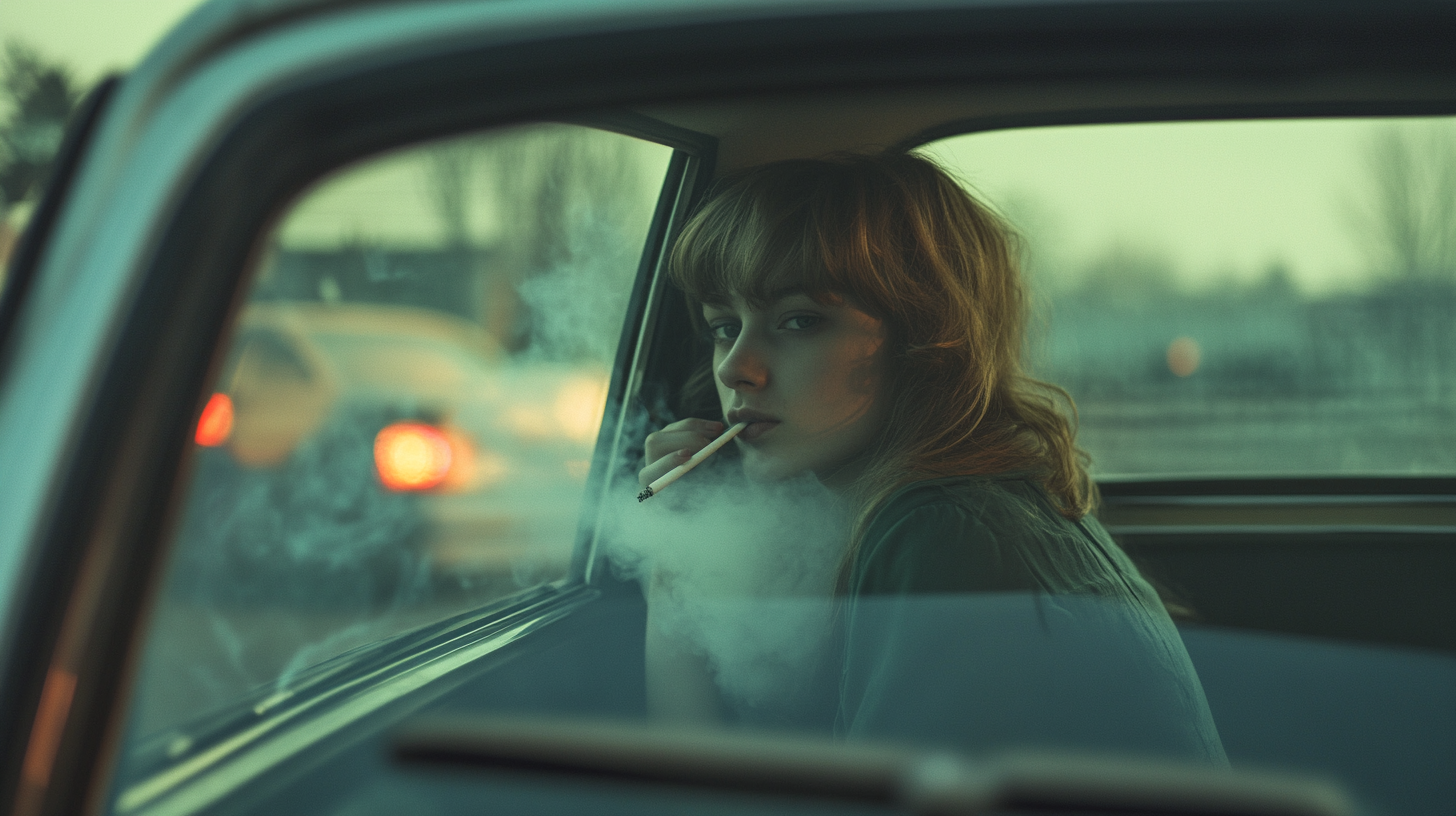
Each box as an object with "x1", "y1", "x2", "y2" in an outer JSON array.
[{"x1": 738, "y1": 420, "x2": 780, "y2": 442}]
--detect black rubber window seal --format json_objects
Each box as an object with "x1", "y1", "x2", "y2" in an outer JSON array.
[{"x1": 0, "y1": 76, "x2": 122, "y2": 374}]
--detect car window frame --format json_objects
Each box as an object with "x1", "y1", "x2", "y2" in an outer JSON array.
[
  {"x1": 0, "y1": 79, "x2": 121, "y2": 360},
  {"x1": 559, "y1": 112, "x2": 718, "y2": 585}
]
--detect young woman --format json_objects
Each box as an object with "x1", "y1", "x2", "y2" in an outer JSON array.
[{"x1": 638, "y1": 153, "x2": 1226, "y2": 763}]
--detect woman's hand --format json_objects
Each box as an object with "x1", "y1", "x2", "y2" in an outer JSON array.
[{"x1": 639, "y1": 418, "x2": 725, "y2": 487}]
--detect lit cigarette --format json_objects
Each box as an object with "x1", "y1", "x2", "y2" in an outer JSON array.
[{"x1": 637, "y1": 422, "x2": 748, "y2": 502}]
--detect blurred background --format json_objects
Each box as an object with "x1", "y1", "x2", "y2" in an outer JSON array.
[{"x1": 928, "y1": 119, "x2": 1456, "y2": 478}]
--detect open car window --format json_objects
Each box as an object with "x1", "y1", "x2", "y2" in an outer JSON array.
[
  {"x1": 924, "y1": 117, "x2": 1456, "y2": 480},
  {"x1": 124, "y1": 122, "x2": 674, "y2": 740}
]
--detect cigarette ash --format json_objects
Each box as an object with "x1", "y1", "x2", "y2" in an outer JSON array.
[{"x1": 601, "y1": 464, "x2": 850, "y2": 721}]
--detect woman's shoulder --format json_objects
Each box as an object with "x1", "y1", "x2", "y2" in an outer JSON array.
[
  {"x1": 851, "y1": 474, "x2": 1058, "y2": 595},
  {"x1": 871, "y1": 473, "x2": 1046, "y2": 522}
]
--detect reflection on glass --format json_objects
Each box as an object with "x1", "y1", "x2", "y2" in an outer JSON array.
[
  {"x1": 926, "y1": 118, "x2": 1456, "y2": 477},
  {"x1": 128, "y1": 124, "x2": 672, "y2": 736}
]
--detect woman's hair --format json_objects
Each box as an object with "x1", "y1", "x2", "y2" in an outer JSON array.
[{"x1": 666, "y1": 152, "x2": 1096, "y2": 543}]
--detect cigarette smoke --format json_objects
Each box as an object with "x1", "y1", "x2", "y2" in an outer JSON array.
[
  {"x1": 515, "y1": 182, "x2": 857, "y2": 720},
  {"x1": 600, "y1": 458, "x2": 851, "y2": 721},
  {"x1": 515, "y1": 208, "x2": 638, "y2": 367},
  {"x1": 132, "y1": 125, "x2": 858, "y2": 748},
  {"x1": 504, "y1": 137, "x2": 857, "y2": 722}
]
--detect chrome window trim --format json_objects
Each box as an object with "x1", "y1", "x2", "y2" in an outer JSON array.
[
  {"x1": 1102, "y1": 495, "x2": 1456, "y2": 507},
  {"x1": 583, "y1": 151, "x2": 710, "y2": 583},
  {"x1": 1106, "y1": 524, "x2": 1456, "y2": 537},
  {"x1": 115, "y1": 585, "x2": 598, "y2": 816}
]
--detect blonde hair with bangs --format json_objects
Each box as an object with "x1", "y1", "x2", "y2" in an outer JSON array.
[{"x1": 667, "y1": 152, "x2": 1095, "y2": 551}]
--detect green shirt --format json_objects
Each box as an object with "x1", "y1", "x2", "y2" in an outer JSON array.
[{"x1": 839, "y1": 474, "x2": 1228, "y2": 763}]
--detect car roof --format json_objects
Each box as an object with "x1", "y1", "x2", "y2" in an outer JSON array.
[{"x1": 128, "y1": 0, "x2": 1456, "y2": 173}]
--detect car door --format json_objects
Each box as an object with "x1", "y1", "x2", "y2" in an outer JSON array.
[{"x1": 1, "y1": 2, "x2": 1454, "y2": 816}]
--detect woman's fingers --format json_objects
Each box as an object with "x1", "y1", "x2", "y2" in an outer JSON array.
[
  {"x1": 639, "y1": 450, "x2": 691, "y2": 488},
  {"x1": 640, "y1": 418, "x2": 724, "y2": 487},
  {"x1": 643, "y1": 418, "x2": 724, "y2": 462}
]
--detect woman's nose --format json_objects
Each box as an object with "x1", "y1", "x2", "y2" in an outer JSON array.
[{"x1": 716, "y1": 337, "x2": 768, "y2": 391}]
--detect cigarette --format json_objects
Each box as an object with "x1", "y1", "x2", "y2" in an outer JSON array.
[{"x1": 637, "y1": 422, "x2": 748, "y2": 502}]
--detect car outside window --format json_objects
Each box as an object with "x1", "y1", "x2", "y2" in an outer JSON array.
[
  {"x1": 924, "y1": 117, "x2": 1456, "y2": 479},
  {"x1": 125, "y1": 122, "x2": 672, "y2": 739}
]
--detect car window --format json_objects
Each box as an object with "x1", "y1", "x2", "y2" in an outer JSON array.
[
  {"x1": 103, "y1": 111, "x2": 1453, "y2": 816},
  {"x1": 126, "y1": 122, "x2": 673, "y2": 738},
  {"x1": 923, "y1": 117, "x2": 1456, "y2": 479}
]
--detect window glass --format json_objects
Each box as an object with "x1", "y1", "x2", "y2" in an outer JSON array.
[
  {"x1": 128, "y1": 123, "x2": 673, "y2": 737},
  {"x1": 924, "y1": 118, "x2": 1456, "y2": 478},
  {"x1": 103, "y1": 110, "x2": 1456, "y2": 816}
]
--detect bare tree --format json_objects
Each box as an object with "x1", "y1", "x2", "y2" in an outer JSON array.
[
  {"x1": 424, "y1": 141, "x2": 477, "y2": 249},
  {"x1": 1352, "y1": 122, "x2": 1456, "y2": 281},
  {"x1": 431, "y1": 125, "x2": 651, "y2": 357},
  {"x1": 0, "y1": 41, "x2": 80, "y2": 211},
  {"x1": 1077, "y1": 242, "x2": 1180, "y2": 303},
  {"x1": 481, "y1": 125, "x2": 649, "y2": 278}
]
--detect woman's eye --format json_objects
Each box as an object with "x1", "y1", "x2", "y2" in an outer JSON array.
[
  {"x1": 709, "y1": 322, "x2": 741, "y2": 342},
  {"x1": 781, "y1": 315, "x2": 822, "y2": 331}
]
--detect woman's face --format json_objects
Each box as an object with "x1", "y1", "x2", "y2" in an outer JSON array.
[{"x1": 704, "y1": 290, "x2": 890, "y2": 484}]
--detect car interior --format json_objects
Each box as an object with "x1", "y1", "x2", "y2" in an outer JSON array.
[{"x1": 4, "y1": 4, "x2": 1454, "y2": 816}]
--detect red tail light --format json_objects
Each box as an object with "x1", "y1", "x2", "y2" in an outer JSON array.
[
  {"x1": 374, "y1": 422, "x2": 453, "y2": 491},
  {"x1": 195, "y1": 393, "x2": 234, "y2": 447}
]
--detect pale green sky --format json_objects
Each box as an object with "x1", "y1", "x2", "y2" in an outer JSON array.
[
  {"x1": 294, "y1": 116, "x2": 1453, "y2": 294},
  {"x1": 0, "y1": 0, "x2": 205, "y2": 83},
  {"x1": 4, "y1": 0, "x2": 1449, "y2": 295},
  {"x1": 276, "y1": 129, "x2": 674, "y2": 250},
  {"x1": 924, "y1": 117, "x2": 1455, "y2": 295}
]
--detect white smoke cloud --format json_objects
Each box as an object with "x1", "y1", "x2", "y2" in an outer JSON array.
[
  {"x1": 515, "y1": 204, "x2": 639, "y2": 367},
  {"x1": 600, "y1": 463, "x2": 850, "y2": 717}
]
